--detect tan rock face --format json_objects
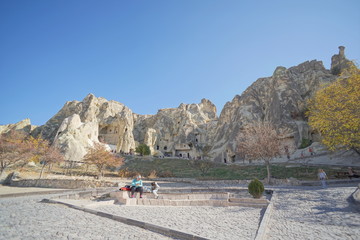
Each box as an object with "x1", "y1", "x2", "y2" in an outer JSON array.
[
  {"x1": 36, "y1": 94, "x2": 136, "y2": 160},
  {"x1": 133, "y1": 99, "x2": 218, "y2": 159},
  {"x1": 33, "y1": 94, "x2": 218, "y2": 161},
  {"x1": 211, "y1": 59, "x2": 338, "y2": 162},
  {"x1": 0, "y1": 118, "x2": 34, "y2": 135},
  {"x1": 53, "y1": 114, "x2": 99, "y2": 161}
]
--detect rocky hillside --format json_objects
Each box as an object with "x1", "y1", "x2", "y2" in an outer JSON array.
[{"x1": 0, "y1": 47, "x2": 351, "y2": 162}]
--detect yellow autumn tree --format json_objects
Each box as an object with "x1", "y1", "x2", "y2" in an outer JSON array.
[{"x1": 307, "y1": 64, "x2": 360, "y2": 154}]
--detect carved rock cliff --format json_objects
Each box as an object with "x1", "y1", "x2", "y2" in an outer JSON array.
[{"x1": 1, "y1": 47, "x2": 352, "y2": 162}]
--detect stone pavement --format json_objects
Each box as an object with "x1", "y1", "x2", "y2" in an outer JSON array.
[
  {"x1": 264, "y1": 184, "x2": 360, "y2": 240},
  {"x1": 0, "y1": 182, "x2": 359, "y2": 240},
  {"x1": 0, "y1": 193, "x2": 174, "y2": 240},
  {"x1": 0, "y1": 185, "x2": 67, "y2": 197}
]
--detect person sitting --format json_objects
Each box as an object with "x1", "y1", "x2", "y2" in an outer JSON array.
[
  {"x1": 130, "y1": 175, "x2": 143, "y2": 198},
  {"x1": 348, "y1": 167, "x2": 360, "y2": 179},
  {"x1": 151, "y1": 182, "x2": 160, "y2": 199}
]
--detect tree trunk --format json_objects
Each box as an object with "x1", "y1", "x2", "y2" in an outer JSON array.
[
  {"x1": 265, "y1": 160, "x2": 271, "y2": 184},
  {"x1": 39, "y1": 164, "x2": 46, "y2": 179},
  {"x1": 0, "y1": 168, "x2": 5, "y2": 178}
]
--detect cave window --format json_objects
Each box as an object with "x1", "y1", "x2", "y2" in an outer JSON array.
[
  {"x1": 164, "y1": 146, "x2": 167, "y2": 150},
  {"x1": 195, "y1": 138, "x2": 198, "y2": 142},
  {"x1": 157, "y1": 145, "x2": 159, "y2": 150}
]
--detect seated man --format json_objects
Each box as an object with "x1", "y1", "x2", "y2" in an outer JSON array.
[
  {"x1": 130, "y1": 175, "x2": 143, "y2": 198},
  {"x1": 348, "y1": 167, "x2": 360, "y2": 179}
]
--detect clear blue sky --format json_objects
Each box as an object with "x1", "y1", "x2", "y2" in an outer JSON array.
[{"x1": 1, "y1": 0, "x2": 359, "y2": 126}]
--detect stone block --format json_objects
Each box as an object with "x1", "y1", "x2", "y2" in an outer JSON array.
[
  {"x1": 151, "y1": 199, "x2": 163, "y2": 206},
  {"x1": 210, "y1": 200, "x2": 228, "y2": 207},
  {"x1": 189, "y1": 200, "x2": 202, "y2": 206},
  {"x1": 126, "y1": 198, "x2": 137, "y2": 206},
  {"x1": 127, "y1": 219, "x2": 145, "y2": 228},
  {"x1": 83, "y1": 208, "x2": 99, "y2": 215},
  {"x1": 209, "y1": 193, "x2": 229, "y2": 199},
  {"x1": 165, "y1": 194, "x2": 187, "y2": 200},
  {"x1": 170, "y1": 200, "x2": 178, "y2": 206},
  {"x1": 112, "y1": 215, "x2": 127, "y2": 224},
  {"x1": 143, "y1": 199, "x2": 151, "y2": 205},
  {"x1": 158, "y1": 199, "x2": 167, "y2": 206},
  {"x1": 188, "y1": 194, "x2": 206, "y2": 200},
  {"x1": 144, "y1": 223, "x2": 171, "y2": 236}
]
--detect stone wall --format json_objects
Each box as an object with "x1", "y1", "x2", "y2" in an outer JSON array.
[{"x1": 9, "y1": 179, "x2": 119, "y2": 189}]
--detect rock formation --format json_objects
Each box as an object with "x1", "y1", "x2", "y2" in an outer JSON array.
[
  {"x1": 0, "y1": 118, "x2": 35, "y2": 135},
  {"x1": 331, "y1": 46, "x2": 353, "y2": 75},
  {"x1": 133, "y1": 98, "x2": 218, "y2": 158},
  {"x1": 21, "y1": 93, "x2": 218, "y2": 161},
  {"x1": 53, "y1": 114, "x2": 99, "y2": 161},
  {"x1": 1, "y1": 47, "x2": 353, "y2": 163},
  {"x1": 210, "y1": 60, "x2": 336, "y2": 162},
  {"x1": 33, "y1": 94, "x2": 136, "y2": 160}
]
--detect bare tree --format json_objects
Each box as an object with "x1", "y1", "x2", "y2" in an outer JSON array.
[
  {"x1": 0, "y1": 131, "x2": 34, "y2": 176},
  {"x1": 189, "y1": 159, "x2": 215, "y2": 176},
  {"x1": 38, "y1": 143, "x2": 65, "y2": 179},
  {"x1": 200, "y1": 145, "x2": 212, "y2": 160},
  {"x1": 83, "y1": 143, "x2": 124, "y2": 179},
  {"x1": 237, "y1": 121, "x2": 282, "y2": 183}
]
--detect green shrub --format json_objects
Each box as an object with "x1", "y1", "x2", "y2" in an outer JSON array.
[
  {"x1": 299, "y1": 138, "x2": 312, "y2": 149},
  {"x1": 135, "y1": 144, "x2": 151, "y2": 156},
  {"x1": 248, "y1": 178, "x2": 264, "y2": 198}
]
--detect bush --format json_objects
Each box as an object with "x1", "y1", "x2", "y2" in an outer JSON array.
[
  {"x1": 299, "y1": 138, "x2": 312, "y2": 149},
  {"x1": 135, "y1": 144, "x2": 151, "y2": 156},
  {"x1": 248, "y1": 178, "x2": 264, "y2": 198}
]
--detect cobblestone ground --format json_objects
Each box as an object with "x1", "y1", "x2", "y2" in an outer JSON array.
[
  {"x1": 94, "y1": 205, "x2": 262, "y2": 240},
  {"x1": 1, "y1": 184, "x2": 359, "y2": 240},
  {"x1": 266, "y1": 185, "x2": 360, "y2": 240},
  {"x1": 0, "y1": 194, "x2": 173, "y2": 240}
]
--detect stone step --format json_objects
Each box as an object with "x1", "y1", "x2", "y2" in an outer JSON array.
[
  {"x1": 111, "y1": 191, "x2": 269, "y2": 207},
  {"x1": 229, "y1": 197, "x2": 269, "y2": 204}
]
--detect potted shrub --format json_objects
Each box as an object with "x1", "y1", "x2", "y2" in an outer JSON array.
[{"x1": 248, "y1": 178, "x2": 264, "y2": 198}]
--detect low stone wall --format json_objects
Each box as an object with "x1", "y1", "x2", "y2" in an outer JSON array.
[
  {"x1": 110, "y1": 190, "x2": 269, "y2": 208},
  {"x1": 156, "y1": 177, "x2": 301, "y2": 186},
  {"x1": 9, "y1": 179, "x2": 118, "y2": 189}
]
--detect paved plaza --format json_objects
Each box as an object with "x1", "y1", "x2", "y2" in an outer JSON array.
[{"x1": 0, "y1": 182, "x2": 359, "y2": 240}]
